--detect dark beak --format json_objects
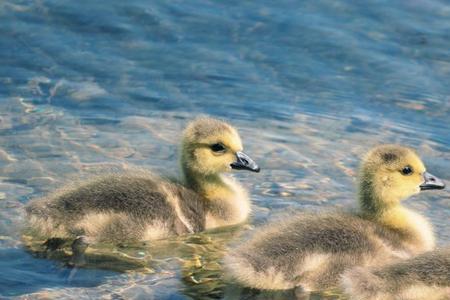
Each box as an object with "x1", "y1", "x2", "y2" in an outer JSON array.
[
  {"x1": 420, "y1": 172, "x2": 445, "y2": 191},
  {"x1": 230, "y1": 151, "x2": 260, "y2": 173}
]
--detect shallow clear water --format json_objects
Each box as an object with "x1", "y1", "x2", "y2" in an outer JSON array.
[{"x1": 1, "y1": 0, "x2": 449, "y2": 299}]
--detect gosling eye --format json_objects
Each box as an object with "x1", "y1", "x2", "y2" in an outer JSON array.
[
  {"x1": 210, "y1": 143, "x2": 226, "y2": 153},
  {"x1": 400, "y1": 166, "x2": 414, "y2": 176}
]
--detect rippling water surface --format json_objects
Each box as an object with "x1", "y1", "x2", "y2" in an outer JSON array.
[{"x1": 1, "y1": 0, "x2": 449, "y2": 299}]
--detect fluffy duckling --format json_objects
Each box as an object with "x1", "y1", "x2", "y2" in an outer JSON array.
[
  {"x1": 341, "y1": 247, "x2": 450, "y2": 300},
  {"x1": 25, "y1": 117, "x2": 260, "y2": 246},
  {"x1": 225, "y1": 145, "x2": 445, "y2": 292}
]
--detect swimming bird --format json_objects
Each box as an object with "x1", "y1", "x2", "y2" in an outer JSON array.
[
  {"x1": 25, "y1": 117, "x2": 260, "y2": 249},
  {"x1": 341, "y1": 247, "x2": 450, "y2": 300},
  {"x1": 225, "y1": 145, "x2": 445, "y2": 292}
]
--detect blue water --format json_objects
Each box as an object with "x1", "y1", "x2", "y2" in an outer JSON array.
[{"x1": 1, "y1": 0, "x2": 449, "y2": 298}]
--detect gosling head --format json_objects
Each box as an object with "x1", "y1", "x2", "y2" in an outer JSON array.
[
  {"x1": 359, "y1": 145, "x2": 445, "y2": 211},
  {"x1": 180, "y1": 117, "x2": 260, "y2": 179}
]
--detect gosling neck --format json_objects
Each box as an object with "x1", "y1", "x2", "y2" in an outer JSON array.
[
  {"x1": 359, "y1": 177, "x2": 434, "y2": 251},
  {"x1": 182, "y1": 167, "x2": 233, "y2": 200},
  {"x1": 358, "y1": 178, "x2": 401, "y2": 218},
  {"x1": 182, "y1": 166, "x2": 250, "y2": 229}
]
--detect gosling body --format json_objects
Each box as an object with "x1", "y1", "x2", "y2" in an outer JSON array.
[
  {"x1": 342, "y1": 247, "x2": 450, "y2": 300},
  {"x1": 225, "y1": 145, "x2": 445, "y2": 291},
  {"x1": 25, "y1": 117, "x2": 260, "y2": 244},
  {"x1": 26, "y1": 173, "x2": 206, "y2": 243}
]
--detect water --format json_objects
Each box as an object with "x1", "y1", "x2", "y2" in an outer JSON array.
[{"x1": 1, "y1": 0, "x2": 449, "y2": 298}]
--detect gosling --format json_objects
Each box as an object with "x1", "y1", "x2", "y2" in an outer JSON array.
[
  {"x1": 225, "y1": 145, "x2": 445, "y2": 292},
  {"x1": 25, "y1": 117, "x2": 260, "y2": 246},
  {"x1": 341, "y1": 247, "x2": 450, "y2": 300}
]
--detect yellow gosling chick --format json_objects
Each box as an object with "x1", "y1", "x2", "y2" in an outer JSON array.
[
  {"x1": 25, "y1": 117, "x2": 260, "y2": 248},
  {"x1": 225, "y1": 145, "x2": 445, "y2": 292},
  {"x1": 341, "y1": 247, "x2": 450, "y2": 300}
]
